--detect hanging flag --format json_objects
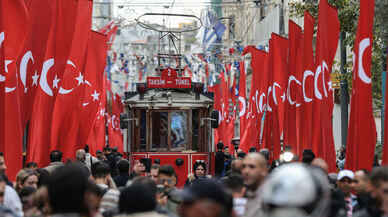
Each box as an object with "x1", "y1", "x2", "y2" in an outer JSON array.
[
  {"x1": 238, "y1": 60, "x2": 248, "y2": 152},
  {"x1": 299, "y1": 11, "x2": 315, "y2": 153},
  {"x1": 0, "y1": 0, "x2": 29, "y2": 180},
  {"x1": 269, "y1": 33, "x2": 289, "y2": 159},
  {"x1": 240, "y1": 46, "x2": 268, "y2": 151},
  {"x1": 284, "y1": 21, "x2": 303, "y2": 153},
  {"x1": 197, "y1": 10, "x2": 226, "y2": 51},
  {"x1": 346, "y1": 0, "x2": 376, "y2": 171},
  {"x1": 50, "y1": 0, "x2": 93, "y2": 161},
  {"x1": 313, "y1": 0, "x2": 340, "y2": 172},
  {"x1": 28, "y1": 0, "x2": 81, "y2": 167},
  {"x1": 79, "y1": 31, "x2": 108, "y2": 154}
]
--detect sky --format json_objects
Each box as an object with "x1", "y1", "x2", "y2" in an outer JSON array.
[{"x1": 113, "y1": 0, "x2": 209, "y2": 28}]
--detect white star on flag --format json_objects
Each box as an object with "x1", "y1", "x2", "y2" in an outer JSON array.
[
  {"x1": 53, "y1": 75, "x2": 60, "y2": 89},
  {"x1": 328, "y1": 81, "x2": 333, "y2": 91},
  {"x1": 32, "y1": 71, "x2": 39, "y2": 86},
  {"x1": 281, "y1": 93, "x2": 286, "y2": 102},
  {"x1": 75, "y1": 72, "x2": 84, "y2": 86},
  {"x1": 91, "y1": 90, "x2": 100, "y2": 101}
]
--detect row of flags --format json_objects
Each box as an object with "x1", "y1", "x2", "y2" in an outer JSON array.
[
  {"x1": 213, "y1": 0, "x2": 378, "y2": 172},
  {"x1": 0, "y1": 0, "x2": 122, "y2": 180}
]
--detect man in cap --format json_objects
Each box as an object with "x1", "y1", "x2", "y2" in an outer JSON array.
[
  {"x1": 337, "y1": 170, "x2": 358, "y2": 217},
  {"x1": 178, "y1": 179, "x2": 234, "y2": 217}
]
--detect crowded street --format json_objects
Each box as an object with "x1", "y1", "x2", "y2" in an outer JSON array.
[{"x1": 1, "y1": 0, "x2": 388, "y2": 216}]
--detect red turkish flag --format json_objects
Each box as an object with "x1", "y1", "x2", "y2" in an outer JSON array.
[
  {"x1": 109, "y1": 93, "x2": 124, "y2": 153},
  {"x1": 18, "y1": 0, "x2": 55, "y2": 129},
  {"x1": 87, "y1": 103, "x2": 107, "y2": 155},
  {"x1": 299, "y1": 12, "x2": 315, "y2": 153},
  {"x1": 214, "y1": 71, "x2": 230, "y2": 147},
  {"x1": 0, "y1": 0, "x2": 29, "y2": 180},
  {"x1": 106, "y1": 25, "x2": 118, "y2": 50},
  {"x1": 107, "y1": 113, "x2": 123, "y2": 153},
  {"x1": 271, "y1": 34, "x2": 288, "y2": 137},
  {"x1": 284, "y1": 21, "x2": 303, "y2": 153},
  {"x1": 313, "y1": 0, "x2": 340, "y2": 172},
  {"x1": 238, "y1": 61, "x2": 249, "y2": 151},
  {"x1": 50, "y1": 0, "x2": 92, "y2": 161},
  {"x1": 240, "y1": 46, "x2": 268, "y2": 151},
  {"x1": 261, "y1": 38, "x2": 281, "y2": 161},
  {"x1": 346, "y1": 0, "x2": 376, "y2": 171},
  {"x1": 268, "y1": 33, "x2": 289, "y2": 159},
  {"x1": 79, "y1": 31, "x2": 108, "y2": 154},
  {"x1": 28, "y1": 0, "x2": 84, "y2": 167},
  {"x1": 98, "y1": 21, "x2": 114, "y2": 34}
]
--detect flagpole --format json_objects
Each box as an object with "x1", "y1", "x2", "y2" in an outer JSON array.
[{"x1": 340, "y1": 31, "x2": 349, "y2": 149}]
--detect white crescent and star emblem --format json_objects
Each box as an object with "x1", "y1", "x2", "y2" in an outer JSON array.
[
  {"x1": 20, "y1": 51, "x2": 34, "y2": 93},
  {"x1": 314, "y1": 65, "x2": 322, "y2": 100},
  {"x1": 40, "y1": 58, "x2": 55, "y2": 96},
  {"x1": 287, "y1": 75, "x2": 301, "y2": 105},
  {"x1": 272, "y1": 82, "x2": 281, "y2": 105},
  {"x1": 303, "y1": 70, "x2": 314, "y2": 102},
  {"x1": 238, "y1": 96, "x2": 246, "y2": 117},
  {"x1": 358, "y1": 38, "x2": 372, "y2": 84}
]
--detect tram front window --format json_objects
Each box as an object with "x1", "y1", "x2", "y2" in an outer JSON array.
[
  {"x1": 171, "y1": 112, "x2": 187, "y2": 150},
  {"x1": 151, "y1": 112, "x2": 168, "y2": 150}
]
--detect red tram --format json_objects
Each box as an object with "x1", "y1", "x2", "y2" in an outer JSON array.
[{"x1": 121, "y1": 68, "x2": 218, "y2": 187}]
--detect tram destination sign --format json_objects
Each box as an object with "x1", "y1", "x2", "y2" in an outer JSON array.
[{"x1": 147, "y1": 68, "x2": 191, "y2": 89}]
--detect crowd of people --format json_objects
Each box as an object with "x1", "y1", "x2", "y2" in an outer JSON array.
[{"x1": 0, "y1": 144, "x2": 387, "y2": 217}]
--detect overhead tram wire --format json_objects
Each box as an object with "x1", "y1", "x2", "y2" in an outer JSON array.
[{"x1": 113, "y1": 1, "x2": 276, "y2": 8}]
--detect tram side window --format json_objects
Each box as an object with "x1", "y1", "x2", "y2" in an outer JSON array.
[
  {"x1": 170, "y1": 112, "x2": 187, "y2": 150},
  {"x1": 151, "y1": 112, "x2": 168, "y2": 150},
  {"x1": 192, "y1": 109, "x2": 199, "y2": 151},
  {"x1": 140, "y1": 110, "x2": 147, "y2": 151}
]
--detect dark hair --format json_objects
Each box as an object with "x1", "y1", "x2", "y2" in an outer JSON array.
[
  {"x1": 221, "y1": 174, "x2": 245, "y2": 193},
  {"x1": 0, "y1": 152, "x2": 3, "y2": 157},
  {"x1": 91, "y1": 161, "x2": 111, "y2": 179},
  {"x1": 21, "y1": 170, "x2": 39, "y2": 185},
  {"x1": 193, "y1": 161, "x2": 207, "y2": 172},
  {"x1": 117, "y1": 160, "x2": 130, "y2": 175},
  {"x1": 36, "y1": 168, "x2": 50, "y2": 187},
  {"x1": 249, "y1": 147, "x2": 257, "y2": 153},
  {"x1": 48, "y1": 164, "x2": 88, "y2": 213},
  {"x1": 151, "y1": 164, "x2": 160, "y2": 170},
  {"x1": 26, "y1": 162, "x2": 38, "y2": 169},
  {"x1": 84, "y1": 145, "x2": 89, "y2": 154},
  {"x1": 50, "y1": 150, "x2": 62, "y2": 162},
  {"x1": 237, "y1": 152, "x2": 246, "y2": 159},
  {"x1": 103, "y1": 146, "x2": 111, "y2": 152},
  {"x1": 217, "y1": 142, "x2": 224, "y2": 150},
  {"x1": 119, "y1": 183, "x2": 156, "y2": 214},
  {"x1": 370, "y1": 166, "x2": 388, "y2": 187},
  {"x1": 131, "y1": 176, "x2": 157, "y2": 197},
  {"x1": 302, "y1": 149, "x2": 316, "y2": 164},
  {"x1": 159, "y1": 165, "x2": 176, "y2": 178}
]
